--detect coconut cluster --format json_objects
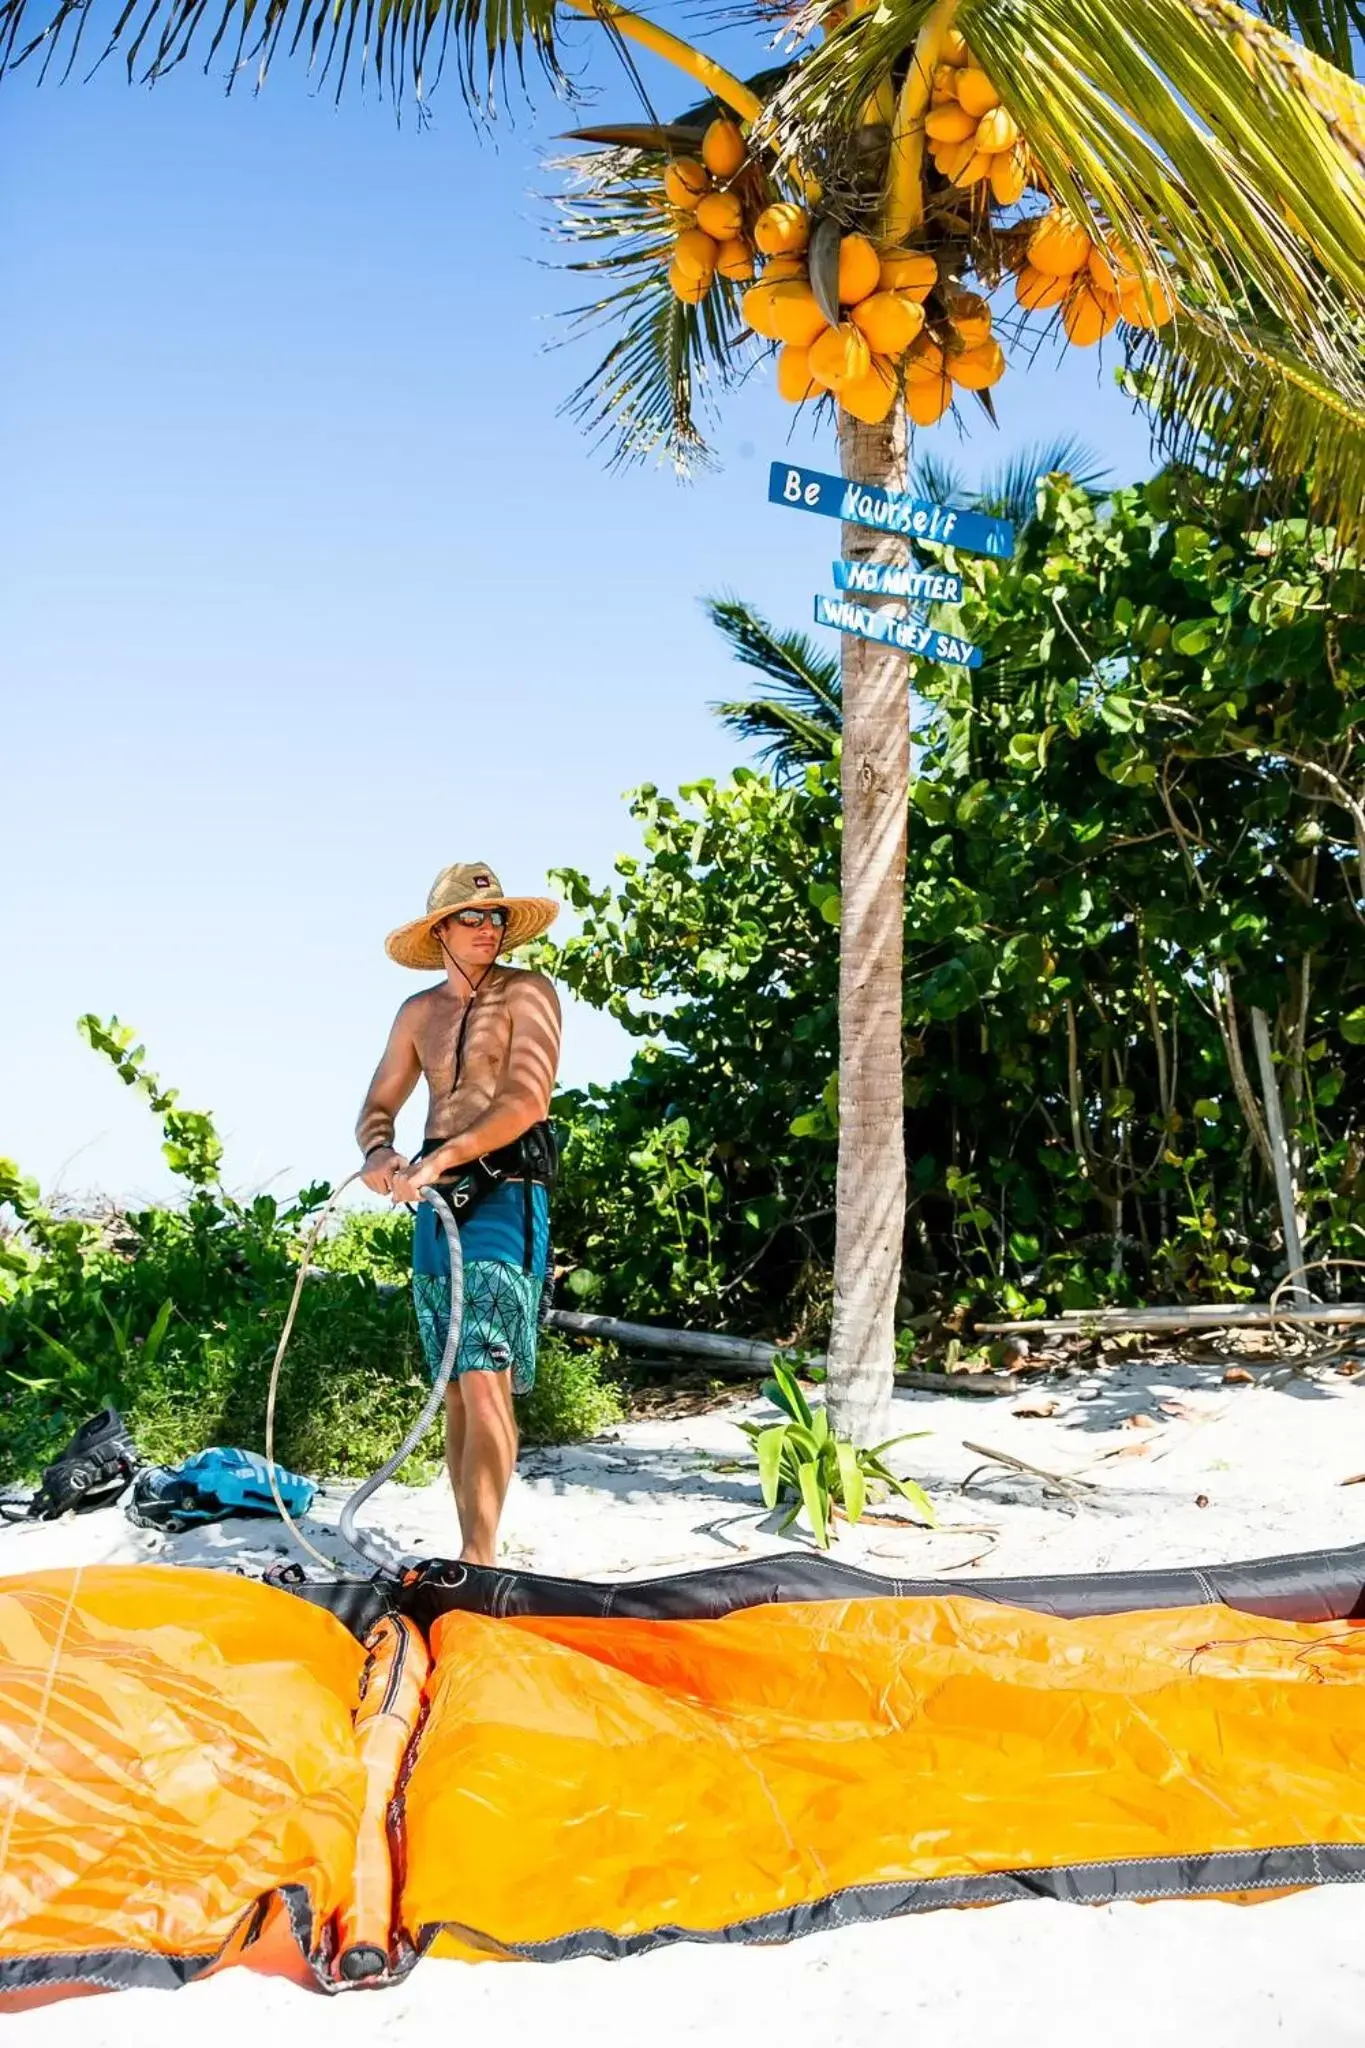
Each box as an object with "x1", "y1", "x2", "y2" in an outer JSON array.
[
  {"x1": 1013, "y1": 209, "x2": 1176, "y2": 344},
  {"x1": 740, "y1": 213, "x2": 943, "y2": 424},
  {"x1": 926, "y1": 29, "x2": 1033, "y2": 204},
  {"x1": 664, "y1": 120, "x2": 757, "y2": 303},
  {"x1": 658, "y1": 68, "x2": 1175, "y2": 432}
]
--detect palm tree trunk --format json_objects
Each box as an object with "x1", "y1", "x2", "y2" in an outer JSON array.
[{"x1": 825, "y1": 405, "x2": 910, "y2": 1447}]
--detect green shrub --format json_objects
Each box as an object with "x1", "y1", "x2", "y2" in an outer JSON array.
[
  {"x1": 0, "y1": 1025, "x2": 624, "y2": 1487},
  {"x1": 518, "y1": 1336, "x2": 625, "y2": 1446}
]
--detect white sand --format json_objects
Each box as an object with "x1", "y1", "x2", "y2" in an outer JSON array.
[{"x1": 6, "y1": 1352, "x2": 1365, "y2": 2043}]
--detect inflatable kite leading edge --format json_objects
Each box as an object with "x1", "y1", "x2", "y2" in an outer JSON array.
[{"x1": 3, "y1": 1543, "x2": 1365, "y2": 2006}]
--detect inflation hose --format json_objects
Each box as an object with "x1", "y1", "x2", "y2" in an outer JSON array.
[{"x1": 265, "y1": 1180, "x2": 464, "y2": 1576}]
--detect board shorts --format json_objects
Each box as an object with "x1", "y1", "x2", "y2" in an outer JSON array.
[{"x1": 411, "y1": 1179, "x2": 551, "y2": 1396}]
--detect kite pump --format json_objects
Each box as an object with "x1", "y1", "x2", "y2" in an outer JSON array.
[{"x1": 266, "y1": 1182, "x2": 464, "y2": 1578}]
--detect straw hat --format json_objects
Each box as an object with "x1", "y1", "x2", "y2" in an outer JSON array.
[{"x1": 385, "y1": 862, "x2": 560, "y2": 970}]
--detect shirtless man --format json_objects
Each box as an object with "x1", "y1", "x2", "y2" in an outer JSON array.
[{"x1": 356, "y1": 862, "x2": 561, "y2": 1565}]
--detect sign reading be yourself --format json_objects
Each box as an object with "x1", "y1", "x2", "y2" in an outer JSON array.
[{"x1": 768, "y1": 462, "x2": 1014, "y2": 560}]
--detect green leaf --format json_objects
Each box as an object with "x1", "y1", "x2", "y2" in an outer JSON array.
[
  {"x1": 756, "y1": 1425, "x2": 787, "y2": 1509},
  {"x1": 797, "y1": 1461, "x2": 830, "y2": 1549},
  {"x1": 888, "y1": 1475, "x2": 937, "y2": 1528},
  {"x1": 1171, "y1": 618, "x2": 1217, "y2": 658},
  {"x1": 1340, "y1": 1008, "x2": 1365, "y2": 1045},
  {"x1": 836, "y1": 1440, "x2": 866, "y2": 1524}
]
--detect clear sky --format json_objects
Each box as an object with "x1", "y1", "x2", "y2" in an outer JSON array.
[{"x1": 1, "y1": 29, "x2": 1154, "y2": 1209}]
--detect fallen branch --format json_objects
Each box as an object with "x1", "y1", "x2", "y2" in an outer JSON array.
[
  {"x1": 548, "y1": 1310, "x2": 1014, "y2": 1397},
  {"x1": 977, "y1": 1303, "x2": 1365, "y2": 1335}
]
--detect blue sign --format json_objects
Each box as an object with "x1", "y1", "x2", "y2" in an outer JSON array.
[
  {"x1": 833, "y1": 558, "x2": 964, "y2": 605},
  {"x1": 769, "y1": 462, "x2": 1014, "y2": 559},
  {"x1": 813, "y1": 594, "x2": 982, "y2": 668}
]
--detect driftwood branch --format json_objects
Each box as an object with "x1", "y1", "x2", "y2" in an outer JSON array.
[{"x1": 547, "y1": 1310, "x2": 1014, "y2": 1396}]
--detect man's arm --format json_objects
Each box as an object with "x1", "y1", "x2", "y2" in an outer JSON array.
[
  {"x1": 393, "y1": 975, "x2": 561, "y2": 1195},
  {"x1": 356, "y1": 1000, "x2": 423, "y2": 1193}
]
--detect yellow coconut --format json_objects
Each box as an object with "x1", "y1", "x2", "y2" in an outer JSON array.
[
  {"x1": 931, "y1": 63, "x2": 961, "y2": 102},
  {"x1": 1063, "y1": 281, "x2": 1120, "y2": 346},
  {"x1": 664, "y1": 158, "x2": 711, "y2": 210},
  {"x1": 905, "y1": 373, "x2": 953, "y2": 426},
  {"x1": 949, "y1": 149, "x2": 994, "y2": 188},
  {"x1": 776, "y1": 342, "x2": 818, "y2": 403},
  {"x1": 1027, "y1": 211, "x2": 1093, "y2": 277},
  {"x1": 975, "y1": 106, "x2": 1019, "y2": 153},
  {"x1": 955, "y1": 67, "x2": 1000, "y2": 118},
  {"x1": 840, "y1": 356, "x2": 899, "y2": 424},
  {"x1": 931, "y1": 136, "x2": 979, "y2": 182},
  {"x1": 741, "y1": 282, "x2": 785, "y2": 338},
  {"x1": 946, "y1": 291, "x2": 993, "y2": 348},
  {"x1": 669, "y1": 260, "x2": 712, "y2": 304},
  {"x1": 674, "y1": 228, "x2": 720, "y2": 282},
  {"x1": 1029, "y1": 214, "x2": 1071, "y2": 263},
  {"x1": 947, "y1": 338, "x2": 1006, "y2": 389},
  {"x1": 878, "y1": 248, "x2": 938, "y2": 300},
  {"x1": 925, "y1": 103, "x2": 978, "y2": 143},
  {"x1": 1086, "y1": 242, "x2": 1121, "y2": 295},
  {"x1": 904, "y1": 336, "x2": 946, "y2": 381},
  {"x1": 767, "y1": 280, "x2": 832, "y2": 349},
  {"x1": 1014, "y1": 263, "x2": 1069, "y2": 311},
  {"x1": 1116, "y1": 271, "x2": 1174, "y2": 328},
  {"x1": 716, "y1": 237, "x2": 755, "y2": 282},
  {"x1": 942, "y1": 25, "x2": 969, "y2": 64},
  {"x1": 701, "y1": 117, "x2": 746, "y2": 180},
  {"x1": 809, "y1": 320, "x2": 873, "y2": 392},
  {"x1": 754, "y1": 202, "x2": 810, "y2": 256},
  {"x1": 989, "y1": 147, "x2": 1029, "y2": 206},
  {"x1": 696, "y1": 191, "x2": 744, "y2": 243},
  {"x1": 851, "y1": 289, "x2": 923, "y2": 356},
  {"x1": 762, "y1": 253, "x2": 809, "y2": 283},
  {"x1": 837, "y1": 234, "x2": 882, "y2": 306}
]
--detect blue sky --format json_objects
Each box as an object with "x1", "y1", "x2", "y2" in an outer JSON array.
[{"x1": 2, "y1": 31, "x2": 1154, "y2": 1208}]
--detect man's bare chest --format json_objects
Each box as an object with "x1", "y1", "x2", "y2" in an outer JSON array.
[{"x1": 414, "y1": 992, "x2": 512, "y2": 1095}]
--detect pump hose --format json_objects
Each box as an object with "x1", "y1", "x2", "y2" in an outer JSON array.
[{"x1": 265, "y1": 1179, "x2": 463, "y2": 1576}]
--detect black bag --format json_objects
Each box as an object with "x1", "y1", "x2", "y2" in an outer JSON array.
[{"x1": 27, "y1": 1408, "x2": 140, "y2": 1519}]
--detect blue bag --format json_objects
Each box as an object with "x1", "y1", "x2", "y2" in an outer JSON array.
[{"x1": 126, "y1": 1447, "x2": 315, "y2": 1532}]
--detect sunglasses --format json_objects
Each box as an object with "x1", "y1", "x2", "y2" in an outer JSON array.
[{"x1": 449, "y1": 907, "x2": 509, "y2": 930}]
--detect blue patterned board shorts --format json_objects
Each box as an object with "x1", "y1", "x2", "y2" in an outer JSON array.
[{"x1": 412, "y1": 1180, "x2": 550, "y2": 1396}]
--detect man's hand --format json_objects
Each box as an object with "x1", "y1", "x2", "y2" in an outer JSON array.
[
  {"x1": 390, "y1": 1151, "x2": 446, "y2": 1205},
  {"x1": 360, "y1": 1146, "x2": 406, "y2": 1195}
]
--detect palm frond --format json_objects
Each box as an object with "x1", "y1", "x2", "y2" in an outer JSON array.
[
  {"x1": 0, "y1": 0, "x2": 564, "y2": 105},
  {"x1": 970, "y1": 439, "x2": 1111, "y2": 522},
  {"x1": 910, "y1": 438, "x2": 1110, "y2": 523},
  {"x1": 712, "y1": 695, "x2": 843, "y2": 775},
  {"x1": 551, "y1": 140, "x2": 756, "y2": 470},
  {"x1": 706, "y1": 595, "x2": 842, "y2": 776},
  {"x1": 909, "y1": 449, "x2": 968, "y2": 508},
  {"x1": 1254, "y1": 0, "x2": 1365, "y2": 72},
  {"x1": 1128, "y1": 309, "x2": 1365, "y2": 530},
  {"x1": 705, "y1": 594, "x2": 842, "y2": 707},
  {"x1": 775, "y1": 0, "x2": 1365, "y2": 530}
]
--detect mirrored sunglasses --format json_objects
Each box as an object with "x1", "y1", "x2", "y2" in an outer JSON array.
[{"x1": 452, "y1": 907, "x2": 509, "y2": 930}]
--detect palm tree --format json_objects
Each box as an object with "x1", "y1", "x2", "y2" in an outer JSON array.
[{"x1": 6, "y1": 0, "x2": 1362, "y2": 1443}]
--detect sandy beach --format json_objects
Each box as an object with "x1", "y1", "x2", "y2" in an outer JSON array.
[{"x1": 6, "y1": 1349, "x2": 1365, "y2": 2044}]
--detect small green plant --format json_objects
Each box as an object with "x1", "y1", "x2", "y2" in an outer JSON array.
[{"x1": 738, "y1": 1357, "x2": 935, "y2": 1549}]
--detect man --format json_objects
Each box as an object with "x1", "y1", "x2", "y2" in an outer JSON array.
[{"x1": 356, "y1": 862, "x2": 561, "y2": 1565}]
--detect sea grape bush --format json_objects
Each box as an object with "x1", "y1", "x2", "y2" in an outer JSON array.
[{"x1": 546, "y1": 472, "x2": 1365, "y2": 1333}]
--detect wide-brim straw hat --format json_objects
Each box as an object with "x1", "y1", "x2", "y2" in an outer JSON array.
[{"x1": 385, "y1": 862, "x2": 560, "y2": 970}]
